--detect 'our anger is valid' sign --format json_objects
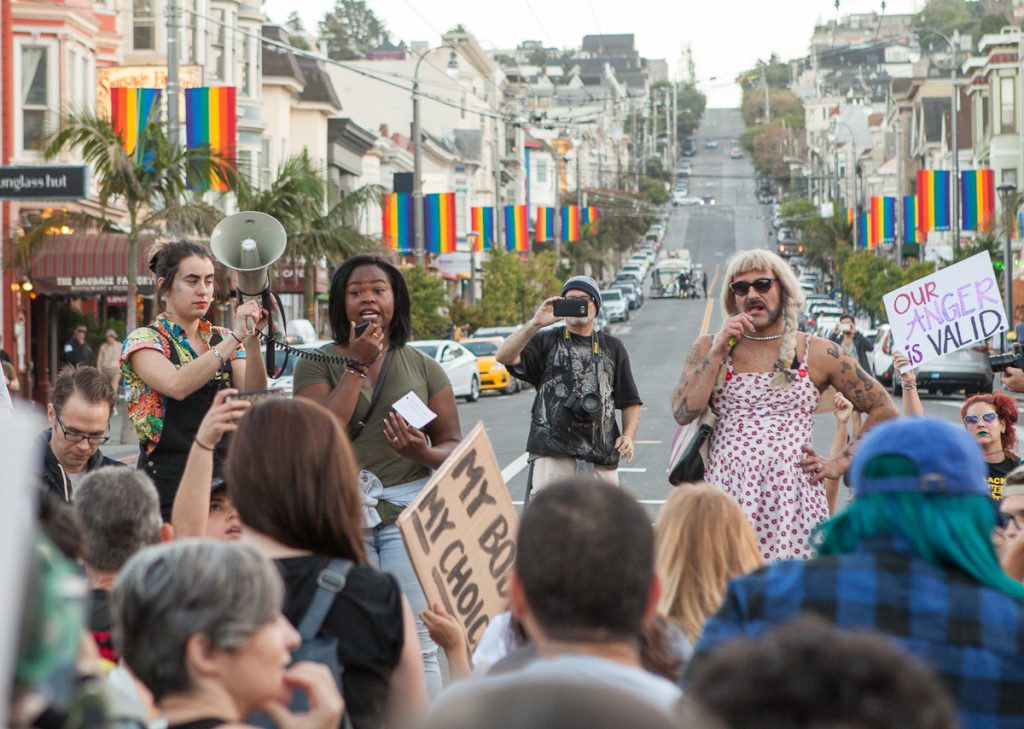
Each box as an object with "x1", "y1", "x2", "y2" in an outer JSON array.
[{"x1": 882, "y1": 252, "x2": 1007, "y2": 370}]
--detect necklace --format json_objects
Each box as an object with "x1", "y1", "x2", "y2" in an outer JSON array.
[{"x1": 744, "y1": 333, "x2": 782, "y2": 341}]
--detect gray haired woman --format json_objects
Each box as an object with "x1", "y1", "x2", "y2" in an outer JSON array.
[{"x1": 111, "y1": 540, "x2": 342, "y2": 729}]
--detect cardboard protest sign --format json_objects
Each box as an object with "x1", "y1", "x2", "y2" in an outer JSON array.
[
  {"x1": 397, "y1": 423, "x2": 517, "y2": 650},
  {"x1": 882, "y1": 252, "x2": 1006, "y2": 370}
]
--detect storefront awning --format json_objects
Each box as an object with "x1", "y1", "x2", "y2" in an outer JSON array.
[{"x1": 31, "y1": 233, "x2": 157, "y2": 296}]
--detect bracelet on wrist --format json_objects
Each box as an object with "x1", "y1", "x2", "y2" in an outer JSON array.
[
  {"x1": 230, "y1": 331, "x2": 244, "y2": 345},
  {"x1": 193, "y1": 437, "x2": 215, "y2": 452},
  {"x1": 345, "y1": 355, "x2": 379, "y2": 369},
  {"x1": 345, "y1": 368, "x2": 367, "y2": 380},
  {"x1": 210, "y1": 347, "x2": 226, "y2": 367},
  {"x1": 902, "y1": 381, "x2": 917, "y2": 390}
]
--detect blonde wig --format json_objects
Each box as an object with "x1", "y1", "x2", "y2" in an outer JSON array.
[
  {"x1": 654, "y1": 484, "x2": 763, "y2": 643},
  {"x1": 720, "y1": 249, "x2": 806, "y2": 389}
]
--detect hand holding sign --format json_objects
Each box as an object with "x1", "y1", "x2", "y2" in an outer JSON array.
[{"x1": 882, "y1": 252, "x2": 1007, "y2": 372}]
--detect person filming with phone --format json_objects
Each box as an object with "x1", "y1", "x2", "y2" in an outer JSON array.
[
  {"x1": 496, "y1": 275, "x2": 642, "y2": 492},
  {"x1": 829, "y1": 314, "x2": 873, "y2": 375}
]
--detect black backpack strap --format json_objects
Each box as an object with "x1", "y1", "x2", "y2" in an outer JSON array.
[
  {"x1": 296, "y1": 559, "x2": 354, "y2": 641},
  {"x1": 348, "y1": 347, "x2": 395, "y2": 441}
]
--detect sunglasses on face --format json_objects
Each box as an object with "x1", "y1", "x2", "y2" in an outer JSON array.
[
  {"x1": 729, "y1": 278, "x2": 776, "y2": 297},
  {"x1": 963, "y1": 412, "x2": 999, "y2": 427},
  {"x1": 997, "y1": 510, "x2": 1024, "y2": 531}
]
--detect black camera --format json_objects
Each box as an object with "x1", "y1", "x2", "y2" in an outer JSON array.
[
  {"x1": 990, "y1": 343, "x2": 1024, "y2": 373},
  {"x1": 564, "y1": 389, "x2": 603, "y2": 419}
]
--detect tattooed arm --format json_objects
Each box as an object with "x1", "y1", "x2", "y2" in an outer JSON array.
[
  {"x1": 802, "y1": 337, "x2": 899, "y2": 483},
  {"x1": 671, "y1": 314, "x2": 754, "y2": 425}
]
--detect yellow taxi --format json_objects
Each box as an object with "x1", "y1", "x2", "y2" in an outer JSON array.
[{"x1": 461, "y1": 337, "x2": 520, "y2": 395}]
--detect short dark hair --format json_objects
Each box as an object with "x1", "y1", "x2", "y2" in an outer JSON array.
[
  {"x1": 51, "y1": 365, "x2": 116, "y2": 413},
  {"x1": 685, "y1": 617, "x2": 958, "y2": 729},
  {"x1": 148, "y1": 239, "x2": 215, "y2": 304},
  {"x1": 840, "y1": 313, "x2": 855, "y2": 323},
  {"x1": 328, "y1": 255, "x2": 411, "y2": 347},
  {"x1": 515, "y1": 478, "x2": 654, "y2": 643}
]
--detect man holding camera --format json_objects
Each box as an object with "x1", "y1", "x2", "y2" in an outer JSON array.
[
  {"x1": 497, "y1": 276, "x2": 642, "y2": 491},
  {"x1": 829, "y1": 314, "x2": 873, "y2": 374}
]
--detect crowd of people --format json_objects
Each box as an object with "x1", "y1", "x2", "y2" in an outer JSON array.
[{"x1": 8, "y1": 243, "x2": 1024, "y2": 729}]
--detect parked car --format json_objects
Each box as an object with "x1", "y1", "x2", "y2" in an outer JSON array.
[
  {"x1": 601, "y1": 289, "x2": 629, "y2": 322},
  {"x1": 620, "y1": 263, "x2": 645, "y2": 281},
  {"x1": 705, "y1": 140, "x2": 719, "y2": 149},
  {"x1": 675, "y1": 196, "x2": 705, "y2": 207},
  {"x1": 872, "y1": 326, "x2": 994, "y2": 396},
  {"x1": 461, "y1": 337, "x2": 519, "y2": 395},
  {"x1": 268, "y1": 340, "x2": 332, "y2": 397},
  {"x1": 408, "y1": 340, "x2": 481, "y2": 402},
  {"x1": 612, "y1": 281, "x2": 642, "y2": 310},
  {"x1": 730, "y1": 147, "x2": 743, "y2": 159}
]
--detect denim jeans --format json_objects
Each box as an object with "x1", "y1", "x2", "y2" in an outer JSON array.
[{"x1": 364, "y1": 522, "x2": 442, "y2": 697}]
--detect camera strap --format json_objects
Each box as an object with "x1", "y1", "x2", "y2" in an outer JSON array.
[{"x1": 349, "y1": 347, "x2": 394, "y2": 442}]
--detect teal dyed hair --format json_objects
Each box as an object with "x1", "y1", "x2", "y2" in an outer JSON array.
[{"x1": 814, "y1": 492, "x2": 1024, "y2": 601}]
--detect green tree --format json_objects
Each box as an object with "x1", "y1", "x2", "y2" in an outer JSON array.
[
  {"x1": 478, "y1": 249, "x2": 528, "y2": 326},
  {"x1": 524, "y1": 251, "x2": 563, "y2": 304},
  {"x1": 319, "y1": 0, "x2": 390, "y2": 60},
  {"x1": 285, "y1": 11, "x2": 312, "y2": 50},
  {"x1": 676, "y1": 82, "x2": 707, "y2": 139},
  {"x1": 17, "y1": 113, "x2": 228, "y2": 332},
  {"x1": 639, "y1": 176, "x2": 669, "y2": 205},
  {"x1": 403, "y1": 264, "x2": 449, "y2": 338}
]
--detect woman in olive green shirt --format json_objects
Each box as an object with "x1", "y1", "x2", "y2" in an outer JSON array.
[{"x1": 294, "y1": 255, "x2": 462, "y2": 695}]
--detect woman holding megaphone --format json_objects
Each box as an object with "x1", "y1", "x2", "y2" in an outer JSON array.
[{"x1": 121, "y1": 239, "x2": 269, "y2": 521}]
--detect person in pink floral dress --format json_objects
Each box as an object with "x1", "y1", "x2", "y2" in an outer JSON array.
[{"x1": 671, "y1": 250, "x2": 898, "y2": 561}]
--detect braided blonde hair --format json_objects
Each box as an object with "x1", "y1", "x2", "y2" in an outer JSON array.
[{"x1": 719, "y1": 249, "x2": 806, "y2": 390}]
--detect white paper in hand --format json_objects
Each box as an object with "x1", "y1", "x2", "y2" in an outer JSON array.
[{"x1": 392, "y1": 391, "x2": 437, "y2": 429}]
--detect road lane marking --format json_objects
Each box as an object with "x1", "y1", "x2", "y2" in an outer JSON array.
[
  {"x1": 636, "y1": 440, "x2": 662, "y2": 445},
  {"x1": 699, "y1": 264, "x2": 721, "y2": 336},
  {"x1": 501, "y1": 452, "x2": 530, "y2": 482}
]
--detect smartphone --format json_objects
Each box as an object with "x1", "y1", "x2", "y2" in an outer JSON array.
[
  {"x1": 553, "y1": 298, "x2": 589, "y2": 318},
  {"x1": 226, "y1": 388, "x2": 286, "y2": 403},
  {"x1": 354, "y1": 321, "x2": 371, "y2": 337}
]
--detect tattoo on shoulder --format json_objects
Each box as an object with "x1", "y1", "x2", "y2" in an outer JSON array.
[
  {"x1": 684, "y1": 343, "x2": 702, "y2": 370},
  {"x1": 827, "y1": 345, "x2": 840, "y2": 359}
]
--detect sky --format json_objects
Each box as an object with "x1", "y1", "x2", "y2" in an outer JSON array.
[{"x1": 262, "y1": 0, "x2": 925, "y2": 107}]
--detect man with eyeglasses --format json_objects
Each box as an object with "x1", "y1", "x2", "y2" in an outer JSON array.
[{"x1": 39, "y1": 365, "x2": 125, "y2": 502}]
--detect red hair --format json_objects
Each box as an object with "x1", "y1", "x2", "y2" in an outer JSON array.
[{"x1": 960, "y1": 392, "x2": 1018, "y2": 453}]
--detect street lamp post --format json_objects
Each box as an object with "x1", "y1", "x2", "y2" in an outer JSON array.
[
  {"x1": 412, "y1": 46, "x2": 460, "y2": 264},
  {"x1": 999, "y1": 182, "x2": 1017, "y2": 351},
  {"x1": 831, "y1": 119, "x2": 858, "y2": 248}
]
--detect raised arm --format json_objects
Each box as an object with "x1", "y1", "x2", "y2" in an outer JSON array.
[
  {"x1": 295, "y1": 321, "x2": 386, "y2": 426},
  {"x1": 495, "y1": 297, "x2": 559, "y2": 367},
  {"x1": 671, "y1": 313, "x2": 753, "y2": 425},
  {"x1": 892, "y1": 350, "x2": 923, "y2": 417}
]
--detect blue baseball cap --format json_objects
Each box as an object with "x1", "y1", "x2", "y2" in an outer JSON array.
[{"x1": 849, "y1": 417, "x2": 988, "y2": 497}]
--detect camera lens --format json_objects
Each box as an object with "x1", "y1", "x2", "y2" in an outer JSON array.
[{"x1": 580, "y1": 392, "x2": 602, "y2": 415}]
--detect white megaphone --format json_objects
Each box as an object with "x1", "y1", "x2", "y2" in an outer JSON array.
[{"x1": 210, "y1": 211, "x2": 287, "y2": 298}]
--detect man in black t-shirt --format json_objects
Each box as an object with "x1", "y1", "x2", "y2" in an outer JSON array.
[{"x1": 497, "y1": 275, "x2": 642, "y2": 491}]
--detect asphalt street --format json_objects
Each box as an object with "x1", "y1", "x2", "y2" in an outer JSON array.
[{"x1": 98, "y1": 108, "x2": 996, "y2": 512}]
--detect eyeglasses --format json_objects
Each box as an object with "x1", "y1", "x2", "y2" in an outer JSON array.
[
  {"x1": 729, "y1": 278, "x2": 776, "y2": 297},
  {"x1": 963, "y1": 412, "x2": 999, "y2": 427},
  {"x1": 55, "y1": 409, "x2": 110, "y2": 446}
]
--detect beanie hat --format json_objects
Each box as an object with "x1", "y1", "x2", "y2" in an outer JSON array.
[
  {"x1": 561, "y1": 276, "x2": 601, "y2": 314},
  {"x1": 849, "y1": 417, "x2": 989, "y2": 498}
]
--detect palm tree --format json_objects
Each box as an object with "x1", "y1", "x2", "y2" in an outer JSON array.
[
  {"x1": 12, "y1": 112, "x2": 230, "y2": 331},
  {"x1": 234, "y1": 152, "x2": 380, "y2": 320}
]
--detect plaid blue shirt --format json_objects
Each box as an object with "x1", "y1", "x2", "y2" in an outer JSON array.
[{"x1": 693, "y1": 536, "x2": 1024, "y2": 729}]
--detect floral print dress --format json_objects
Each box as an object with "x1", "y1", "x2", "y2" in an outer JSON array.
[{"x1": 705, "y1": 337, "x2": 829, "y2": 562}]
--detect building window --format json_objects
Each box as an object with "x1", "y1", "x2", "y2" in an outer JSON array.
[
  {"x1": 1001, "y1": 76, "x2": 1016, "y2": 133},
  {"x1": 239, "y1": 29, "x2": 253, "y2": 97},
  {"x1": 237, "y1": 149, "x2": 254, "y2": 186},
  {"x1": 21, "y1": 46, "x2": 49, "y2": 152},
  {"x1": 261, "y1": 137, "x2": 271, "y2": 189},
  {"x1": 209, "y1": 8, "x2": 227, "y2": 81},
  {"x1": 1002, "y1": 169, "x2": 1018, "y2": 187},
  {"x1": 133, "y1": 0, "x2": 155, "y2": 51},
  {"x1": 536, "y1": 159, "x2": 547, "y2": 183}
]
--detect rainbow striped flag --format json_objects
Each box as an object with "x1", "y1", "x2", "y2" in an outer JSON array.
[
  {"x1": 917, "y1": 169, "x2": 951, "y2": 235},
  {"x1": 504, "y1": 205, "x2": 529, "y2": 252},
  {"x1": 424, "y1": 193, "x2": 456, "y2": 254},
  {"x1": 903, "y1": 195, "x2": 918, "y2": 244},
  {"x1": 846, "y1": 207, "x2": 854, "y2": 226},
  {"x1": 868, "y1": 196, "x2": 895, "y2": 248},
  {"x1": 858, "y1": 213, "x2": 869, "y2": 249},
  {"x1": 535, "y1": 207, "x2": 555, "y2": 242},
  {"x1": 382, "y1": 193, "x2": 413, "y2": 253},
  {"x1": 470, "y1": 206, "x2": 494, "y2": 251},
  {"x1": 581, "y1": 205, "x2": 598, "y2": 233},
  {"x1": 561, "y1": 205, "x2": 580, "y2": 242},
  {"x1": 960, "y1": 169, "x2": 996, "y2": 233},
  {"x1": 185, "y1": 86, "x2": 237, "y2": 191},
  {"x1": 109, "y1": 87, "x2": 162, "y2": 156}
]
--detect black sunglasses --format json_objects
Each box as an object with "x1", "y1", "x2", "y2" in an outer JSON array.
[{"x1": 729, "y1": 277, "x2": 776, "y2": 297}]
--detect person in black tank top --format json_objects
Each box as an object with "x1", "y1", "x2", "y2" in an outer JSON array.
[{"x1": 112, "y1": 541, "x2": 342, "y2": 729}]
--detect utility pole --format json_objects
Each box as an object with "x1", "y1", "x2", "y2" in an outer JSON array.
[
  {"x1": 493, "y1": 107, "x2": 503, "y2": 257},
  {"x1": 950, "y1": 60, "x2": 960, "y2": 250},
  {"x1": 761, "y1": 65, "x2": 771, "y2": 123},
  {"x1": 166, "y1": 0, "x2": 180, "y2": 149},
  {"x1": 896, "y1": 121, "x2": 904, "y2": 266},
  {"x1": 672, "y1": 82, "x2": 678, "y2": 163}
]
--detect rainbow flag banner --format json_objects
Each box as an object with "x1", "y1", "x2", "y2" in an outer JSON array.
[
  {"x1": 382, "y1": 193, "x2": 413, "y2": 253},
  {"x1": 961, "y1": 169, "x2": 996, "y2": 233},
  {"x1": 185, "y1": 86, "x2": 237, "y2": 191},
  {"x1": 581, "y1": 205, "x2": 598, "y2": 233},
  {"x1": 868, "y1": 196, "x2": 896, "y2": 248},
  {"x1": 917, "y1": 169, "x2": 951, "y2": 234},
  {"x1": 846, "y1": 207, "x2": 854, "y2": 226},
  {"x1": 470, "y1": 206, "x2": 494, "y2": 251},
  {"x1": 903, "y1": 195, "x2": 918, "y2": 244},
  {"x1": 561, "y1": 205, "x2": 580, "y2": 242},
  {"x1": 109, "y1": 87, "x2": 162, "y2": 155},
  {"x1": 535, "y1": 207, "x2": 555, "y2": 242},
  {"x1": 424, "y1": 193, "x2": 456, "y2": 254},
  {"x1": 504, "y1": 205, "x2": 529, "y2": 252},
  {"x1": 858, "y1": 213, "x2": 869, "y2": 249}
]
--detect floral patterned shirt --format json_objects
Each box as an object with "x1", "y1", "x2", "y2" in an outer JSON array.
[{"x1": 121, "y1": 313, "x2": 245, "y2": 453}]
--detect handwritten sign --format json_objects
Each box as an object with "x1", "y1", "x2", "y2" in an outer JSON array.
[
  {"x1": 397, "y1": 423, "x2": 517, "y2": 650},
  {"x1": 883, "y1": 252, "x2": 1006, "y2": 369}
]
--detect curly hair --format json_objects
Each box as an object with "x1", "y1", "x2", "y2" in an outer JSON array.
[
  {"x1": 960, "y1": 391, "x2": 1019, "y2": 455},
  {"x1": 720, "y1": 249, "x2": 806, "y2": 390}
]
